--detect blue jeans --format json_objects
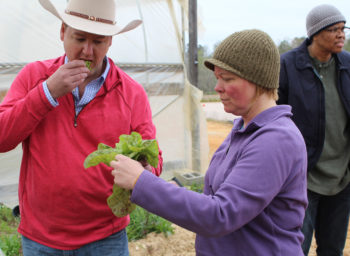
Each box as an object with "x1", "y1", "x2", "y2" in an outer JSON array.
[
  {"x1": 22, "y1": 229, "x2": 129, "y2": 256},
  {"x1": 301, "y1": 183, "x2": 350, "y2": 256}
]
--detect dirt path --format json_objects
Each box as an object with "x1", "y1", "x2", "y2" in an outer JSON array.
[{"x1": 129, "y1": 120, "x2": 350, "y2": 256}]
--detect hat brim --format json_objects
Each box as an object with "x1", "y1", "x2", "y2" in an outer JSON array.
[
  {"x1": 204, "y1": 58, "x2": 245, "y2": 79},
  {"x1": 39, "y1": 0, "x2": 142, "y2": 36}
]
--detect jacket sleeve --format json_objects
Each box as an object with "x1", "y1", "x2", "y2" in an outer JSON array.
[
  {"x1": 130, "y1": 127, "x2": 306, "y2": 237},
  {"x1": 0, "y1": 64, "x2": 54, "y2": 152}
]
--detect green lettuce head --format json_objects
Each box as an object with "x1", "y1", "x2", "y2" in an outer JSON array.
[{"x1": 84, "y1": 132, "x2": 159, "y2": 217}]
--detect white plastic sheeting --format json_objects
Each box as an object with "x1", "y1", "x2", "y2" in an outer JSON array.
[
  {"x1": 0, "y1": 0, "x2": 186, "y2": 64},
  {"x1": 0, "y1": 1, "x2": 210, "y2": 204}
]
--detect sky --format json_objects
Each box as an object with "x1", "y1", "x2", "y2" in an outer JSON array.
[{"x1": 197, "y1": 0, "x2": 350, "y2": 53}]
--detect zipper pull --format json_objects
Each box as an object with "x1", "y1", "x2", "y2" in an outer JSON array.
[{"x1": 74, "y1": 115, "x2": 78, "y2": 127}]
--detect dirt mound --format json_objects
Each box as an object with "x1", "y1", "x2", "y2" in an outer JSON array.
[{"x1": 129, "y1": 225, "x2": 195, "y2": 256}]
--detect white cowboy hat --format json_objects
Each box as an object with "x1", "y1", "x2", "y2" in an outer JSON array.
[{"x1": 39, "y1": 0, "x2": 142, "y2": 36}]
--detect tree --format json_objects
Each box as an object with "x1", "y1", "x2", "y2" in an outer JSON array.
[
  {"x1": 197, "y1": 44, "x2": 216, "y2": 93},
  {"x1": 278, "y1": 37, "x2": 306, "y2": 54},
  {"x1": 291, "y1": 37, "x2": 306, "y2": 48},
  {"x1": 278, "y1": 40, "x2": 293, "y2": 54}
]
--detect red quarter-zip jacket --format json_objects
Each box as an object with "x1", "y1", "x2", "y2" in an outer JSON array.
[{"x1": 0, "y1": 55, "x2": 163, "y2": 249}]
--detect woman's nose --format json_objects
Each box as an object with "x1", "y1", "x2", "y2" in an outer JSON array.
[{"x1": 214, "y1": 81, "x2": 223, "y2": 93}]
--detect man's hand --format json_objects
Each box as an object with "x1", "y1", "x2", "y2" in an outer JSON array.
[
  {"x1": 46, "y1": 60, "x2": 90, "y2": 99},
  {"x1": 110, "y1": 154, "x2": 145, "y2": 190}
]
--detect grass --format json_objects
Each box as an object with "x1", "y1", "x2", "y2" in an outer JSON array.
[
  {"x1": 188, "y1": 183, "x2": 204, "y2": 193},
  {"x1": 127, "y1": 207, "x2": 174, "y2": 241},
  {"x1": 0, "y1": 204, "x2": 21, "y2": 256}
]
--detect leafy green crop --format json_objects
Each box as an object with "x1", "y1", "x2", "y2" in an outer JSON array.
[
  {"x1": 85, "y1": 60, "x2": 92, "y2": 71},
  {"x1": 84, "y1": 132, "x2": 159, "y2": 217},
  {"x1": 0, "y1": 204, "x2": 21, "y2": 256},
  {"x1": 127, "y1": 206, "x2": 174, "y2": 241}
]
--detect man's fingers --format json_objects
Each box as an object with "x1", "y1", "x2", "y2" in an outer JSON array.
[
  {"x1": 62, "y1": 60, "x2": 90, "y2": 77},
  {"x1": 66, "y1": 59, "x2": 87, "y2": 68},
  {"x1": 69, "y1": 72, "x2": 88, "y2": 84}
]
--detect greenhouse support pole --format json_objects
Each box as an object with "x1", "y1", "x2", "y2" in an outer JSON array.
[
  {"x1": 189, "y1": 0, "x2": 201, "y2": 172},
  {"x1": 189, "y1": 0, "x2": 198, "y2": 87}
]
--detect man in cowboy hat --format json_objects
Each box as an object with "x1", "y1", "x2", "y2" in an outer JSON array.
[{"x1": 0, "y1": 0, "x2": 163, "y2": 255}]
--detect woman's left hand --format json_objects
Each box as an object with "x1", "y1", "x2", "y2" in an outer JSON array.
[{"x1": 110, "y1": 154, "x2": 144, "y2": 190}]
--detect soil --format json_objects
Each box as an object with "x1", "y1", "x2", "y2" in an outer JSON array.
[{"x1": 128, "y1": 120, "x2": 350, "y2": 256}]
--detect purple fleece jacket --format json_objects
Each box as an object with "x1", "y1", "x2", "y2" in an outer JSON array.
[{"x1": 131, "y1": 105, "x2": 307, "y2": 256}]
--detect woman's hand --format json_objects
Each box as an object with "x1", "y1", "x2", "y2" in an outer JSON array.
[{"x1": 110, "y1": 154, "x2": 145, "y2": 190}]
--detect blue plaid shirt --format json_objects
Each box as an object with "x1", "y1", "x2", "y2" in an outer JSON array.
[{"x1": 43, "y1": 56, "x2": 110, "y2": 115}]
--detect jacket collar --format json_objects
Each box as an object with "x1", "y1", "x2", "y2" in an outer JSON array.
[
  {"x1": 233, "y1": 105, "x2": 293, "y2": 134},
  {"x1": 295, "y1": 39, "x2": 350, "y2": 70},
  {"x1": 295, "y1": 39, "x2": 313, "y2": 70}
]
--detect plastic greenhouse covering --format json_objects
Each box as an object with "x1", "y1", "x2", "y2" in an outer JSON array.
[{"x1": 0, "y1": 0, "x2": 209, "y2": 207}]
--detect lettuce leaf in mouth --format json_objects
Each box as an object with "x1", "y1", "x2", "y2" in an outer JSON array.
[
  {"x1": 84, "y1": 132, "x2": 159, "y2": 217},
  {"x1": 84, "y1": 60, "x2": 92, "y2": 71}
]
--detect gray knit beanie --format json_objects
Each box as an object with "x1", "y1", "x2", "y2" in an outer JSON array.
[
  {"x1": 204, "y1": 29, "x2": 280, "y2": 89},
  {"x1": 306, "y1": 4, "x2": 346, "y2": 38}
]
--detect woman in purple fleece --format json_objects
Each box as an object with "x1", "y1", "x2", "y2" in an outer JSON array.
[{"x1": 110, "y1": 29, "x2": 308, "y2": 256}]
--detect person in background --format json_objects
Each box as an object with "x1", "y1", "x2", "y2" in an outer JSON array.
[
  {"x1": 110, "y1": 29, "x2": 308, "y2": 255},
  {"x1": 277, "y1": 4, "x2": 350, "y2": 256},
  {"x1": 0, "y1": 0, "x2": 162, "y2": 255}
]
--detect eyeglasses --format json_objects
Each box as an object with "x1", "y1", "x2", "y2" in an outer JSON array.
[{"x1": 324, "y1": 26, "x2": 350, "y2": 36}]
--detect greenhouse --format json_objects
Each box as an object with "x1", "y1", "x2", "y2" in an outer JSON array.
[{"x1": 0, "y1": 0, "x2": 209, "y2": 208}]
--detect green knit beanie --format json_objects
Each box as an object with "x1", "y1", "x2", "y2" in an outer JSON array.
[{"x1": 204, "y1": 29, "x2": 280, "y2": 89}]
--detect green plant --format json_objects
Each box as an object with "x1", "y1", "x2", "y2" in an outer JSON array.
[
  {"x1": 0, "y1": 204, "x2": 22, "y2": 256},
  {"x1": 127, "y1": 206, "x2": 174, "y2": 241},
  {"x1": 84, "y1": 132, "x2": 160, "y2": 217},
  {"x1": 188, "y1": 183, "x2": 204, "y2": 193},
  {"x1": 126, "y1": 182, "x2": 204, "y2": 241},
  {"x1": 0, "y1": 235, "x2": 21, "y2": 256}
]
